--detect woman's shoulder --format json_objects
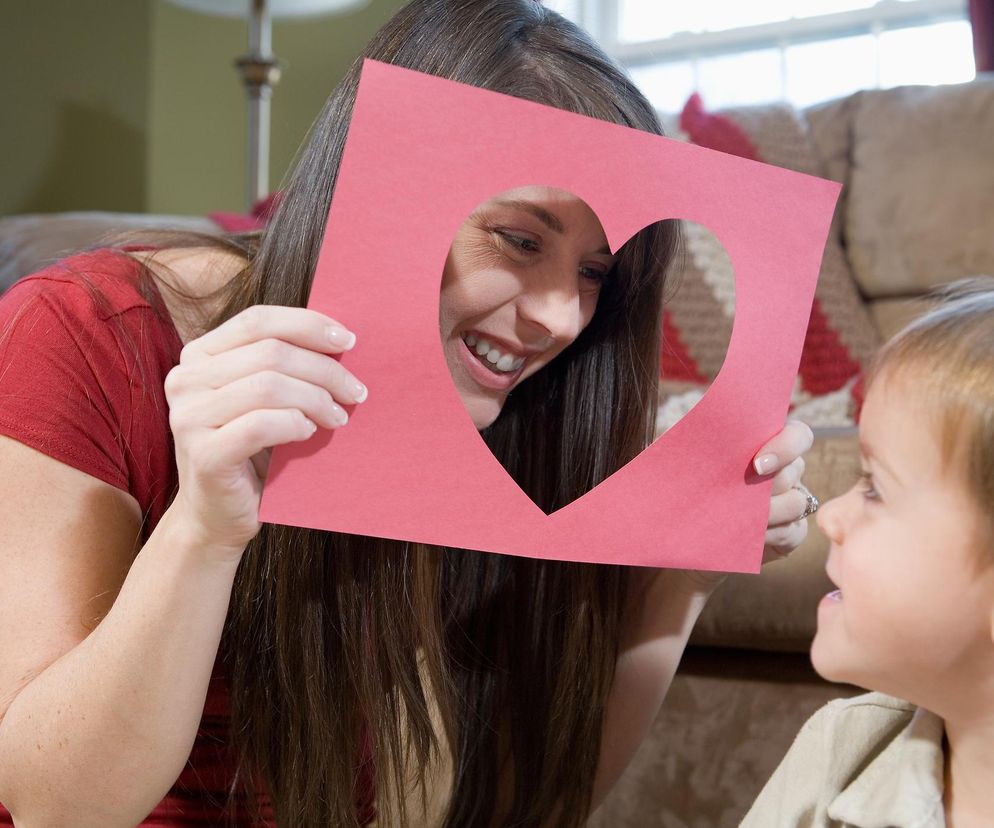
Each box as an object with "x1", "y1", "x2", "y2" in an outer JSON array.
[
  {"x1": 0, "y1": 247, "x2": 183, "y2": 528},
  {"x1": 6, "y1": 244, "x2": 247, "y2": 343},
  {"x1": 0, "y1": 247, "x2": 172, "y2": 333},
  {"x1": 0, "y1": 246, "x2": 182, "y2": 427}
]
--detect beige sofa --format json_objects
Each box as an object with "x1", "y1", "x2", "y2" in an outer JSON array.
[{"x1": 1, "y1": 76, "x2": 992, "y2": 828}]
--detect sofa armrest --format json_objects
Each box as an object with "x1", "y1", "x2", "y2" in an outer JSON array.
[{"x1": 0, "y1": 211, "x2": 217, "y2": 294}]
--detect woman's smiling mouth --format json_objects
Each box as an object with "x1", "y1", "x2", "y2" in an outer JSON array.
[
  {"x1": 456, "y1": 331, "x2": 539, "y2": 392},
  {"x1": 462, "y1": 333, "x2": 526, "y2": 374}
]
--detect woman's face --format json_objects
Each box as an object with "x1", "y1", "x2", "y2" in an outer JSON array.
[{"x1": 439, "y1": 186, "x2": 615, "y2": 429}]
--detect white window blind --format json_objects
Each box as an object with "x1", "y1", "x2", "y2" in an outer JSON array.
[{"x1": 545, "y1": 0, "x2": 975, "y2": 111}]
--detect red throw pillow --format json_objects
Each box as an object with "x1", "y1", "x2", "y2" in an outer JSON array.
[{"x1": 208, "y1": 191, "x2": 283, "y2": 233}]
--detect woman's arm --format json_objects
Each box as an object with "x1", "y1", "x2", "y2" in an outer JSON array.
[
  {"x1": 0, "y1": 439, "x2": 242, "y2": 827},
  {"x1": 0, "y1": 303, "x2": 364, "y2": 826},
  {"x1": 589, "y1": 568, "x2": 714, "y2": 808},
  {"x1": 589, "y1": 419, "x2": 816, "y2": 810}
]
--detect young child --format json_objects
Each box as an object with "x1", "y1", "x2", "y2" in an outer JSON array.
[{"x1": 742, "y1": 278, "x2": 994, "y2": 828}]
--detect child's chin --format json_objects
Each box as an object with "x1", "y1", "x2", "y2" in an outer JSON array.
[{"x1": 810, "y1": 636, "x2": 853, "y2": 685}]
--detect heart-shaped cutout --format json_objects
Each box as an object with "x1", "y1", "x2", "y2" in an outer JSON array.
[
  {"x1": 439, "y1": 186, "x2": 734, "y2": 515},
  {"x1": 261, "y1": 60, "x2": 836, "y2": 572},
  {"x1": 656, "y1": 219, "x2": 736, "y2": 437}
]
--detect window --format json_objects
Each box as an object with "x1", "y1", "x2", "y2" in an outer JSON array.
[{"x1": 545, "y1": 0, "x2": 975, "y2": 111}]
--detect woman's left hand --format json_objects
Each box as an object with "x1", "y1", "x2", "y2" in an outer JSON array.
[{"x1": 753, "y1": 418, "x2": 815, "y2": 564}]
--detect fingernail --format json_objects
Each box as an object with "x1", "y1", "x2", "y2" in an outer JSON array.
[
  {"x1": 330, "y1": 404, "x2": 349, "y2": 427},
  {"x1": 754, "y1": 453, "x2": 778, "y2": 476},
  {"x1": 327, "y1": 326, "x2": 356, "y2": 350},
  {"x1": 353, "y1": 382, "x2": 367, "y2": 403}
]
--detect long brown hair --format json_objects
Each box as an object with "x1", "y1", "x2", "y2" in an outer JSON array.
[{"x1": 204, "y1": 2, "x2": 680, "y2": 825}]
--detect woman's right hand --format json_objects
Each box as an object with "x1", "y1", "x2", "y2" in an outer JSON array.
[{"x1": 163, "y1": 305, "x2": 366, "y2": 561}]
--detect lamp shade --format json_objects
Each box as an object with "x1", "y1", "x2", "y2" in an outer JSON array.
[{"x1": 165, "y1": 0, "x2": 368, "y2": 18}]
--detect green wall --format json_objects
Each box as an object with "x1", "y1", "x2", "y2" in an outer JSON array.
[
  {"x1": 0, "y1": 0, "x2": 407, "y2": 217},
  {"x1": 0, "y1": 0, "x2": 152, "y2": 216},
  {"x1": 148, "y1": 0, "x2": 407, "y2": 214}
]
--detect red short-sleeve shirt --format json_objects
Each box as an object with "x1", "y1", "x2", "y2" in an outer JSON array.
[{"x1": 0, "y1": 250, "x2": 374, "y2": 825}]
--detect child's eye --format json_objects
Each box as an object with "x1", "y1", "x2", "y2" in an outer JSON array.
[{"x1": 857, "y1": 471, "x2": 880, "y2": 502}]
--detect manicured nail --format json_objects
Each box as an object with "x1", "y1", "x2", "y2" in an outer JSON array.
[
  {"x1": 353, "y1": 382, "x2": 368, "y2": 403},
  {"x1": 754, "y1": 453, "x2": 778, "y2": 475},
  {"x1": 327, "y1": 326, "x2": 356, "y2": 350},
  {"x1": 331, "y1": 404, "x2": 349, "y2": 426}
]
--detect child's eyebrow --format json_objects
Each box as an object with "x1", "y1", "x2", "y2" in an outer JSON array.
[{"x1": 859, "y1": 439, "x2": 901, "y2": 485}]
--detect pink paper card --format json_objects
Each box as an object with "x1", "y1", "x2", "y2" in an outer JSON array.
[{"x1": 259, "y1": 59, "x2": 841, "y2": 573}]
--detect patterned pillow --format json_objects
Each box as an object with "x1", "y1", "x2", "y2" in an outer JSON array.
[{"x1": 655, "y1": 94, "x2": 881, "y2": 434}]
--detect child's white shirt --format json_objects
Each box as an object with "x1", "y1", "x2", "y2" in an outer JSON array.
[{"x1": 740, "y1": 691, "x2": 945, "y2": 828}]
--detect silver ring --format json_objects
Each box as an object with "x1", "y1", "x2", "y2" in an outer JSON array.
[{"x1": 796, "y1": 483, "x2": 820, "y2": 519}]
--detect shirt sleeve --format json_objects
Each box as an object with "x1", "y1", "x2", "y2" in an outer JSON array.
[{"x1": 0, "y1": 274, "x2": 132, "y2": 493}]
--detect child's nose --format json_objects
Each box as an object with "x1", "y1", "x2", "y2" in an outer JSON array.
[{"x1": 816, "y1": 492, "x2": 847, "y2": 544}]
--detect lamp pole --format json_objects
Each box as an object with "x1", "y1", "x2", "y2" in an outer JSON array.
[
  {"x1": 235, "y1": 0, "x2": 282, "y2": 206},
  {"x1": 164, "y1": 0, "x2": 369, "y2": 210}
]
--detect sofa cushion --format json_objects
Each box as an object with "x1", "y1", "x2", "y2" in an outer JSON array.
[
  {"x1": 867, "y1": 296, "x2": 936, "y2": 340},
  {"x1": 805, "y1": 95, "x2": 858, "y2": 198},
  {"x1": 846, "y1": 76, "x2": 994, "y2": 298}
]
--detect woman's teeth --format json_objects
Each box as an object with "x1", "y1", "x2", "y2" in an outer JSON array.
[{"x1": 464, "y1": 334, "x2": 525, "y2": 373}]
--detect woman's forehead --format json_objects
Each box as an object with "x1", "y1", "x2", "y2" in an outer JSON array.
[{"x1": 482, "y1": 185, "x2": 586, "y2": 209}]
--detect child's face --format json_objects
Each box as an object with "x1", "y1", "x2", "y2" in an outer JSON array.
[
  {"x1": 439, "y1": 186, "x2": 615, "y2": 429},
  {"x1": 811, "y1": 374, "x2": 994, "y2": 707}
]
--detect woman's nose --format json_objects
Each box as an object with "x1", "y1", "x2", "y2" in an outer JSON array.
[{"x1": 516, "y1": 276, "x2": 585, "y2": 342}]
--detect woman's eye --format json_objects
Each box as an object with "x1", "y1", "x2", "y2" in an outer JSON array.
[
  {"x1": 856, "y1": 471, "x2": 880, "y2": 502},
  {"x1": 494, "y1": 230, "x2": 540, "y2": 253},
  {"x1": 580, "y1": 265, "x2": 611, "y2": 286}
]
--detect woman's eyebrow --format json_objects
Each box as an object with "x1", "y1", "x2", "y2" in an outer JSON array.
[
  {"x1": 487, "y1": 199, "x2": 613, "y2": 256},
  {"x1": 491, "y1": 199, "x2": 566, "y2": 234}
]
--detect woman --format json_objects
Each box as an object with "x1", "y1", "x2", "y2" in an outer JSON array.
[{"x1": 0, "y1": 2, "x2": 813, "y2": 826}]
